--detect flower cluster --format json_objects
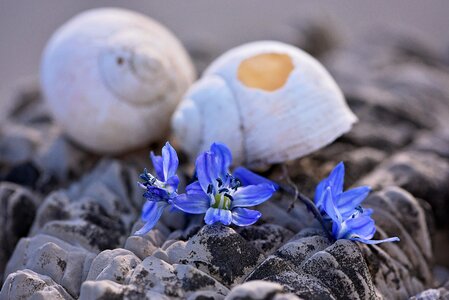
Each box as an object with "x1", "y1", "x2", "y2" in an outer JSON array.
[
  {"x1": 135, "y1": 142, "x2": 277, "y2": 235},
  {"x1": 136, "y1": 143, "x2": 399, "y2": 246},
  {"x1": 314, "y1": 162, "x2": 399, "y2": 244}
]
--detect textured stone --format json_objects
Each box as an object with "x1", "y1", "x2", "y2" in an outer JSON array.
[
  {"x1": 236, "y1": 224, "x2": 294, "y2": 255},
  {"x1": 0, "y1": 269, "x2": 74, "y2": 300},
  {"x1": 0, "y1": 126, "x2": 38, "y2": 166},
  {"x1": 128, "y1": 256, "x2": 229, "y2": 298},
  {"x1": 248, "y1": 234, "x2": 378, "y2": 300},
  {"x1": 4, "y1": 234, "x2": 96, "y2": 297},
  {"x1": 360, "y1": 151, "x2": 449, "y2": 226},
  {"x1": 80, "y1": 280, "x2": 159, "y2": 300},
  {"x1": 409, "y1": 287, "x2": 449, "y2": 300},
  {"x1": 412, "y1": 130, "x2": 449, "y2": 160},
  {"x1": 162, "y1": 225, "x2": 265, "y2": 287},
  {"x1": 246, "y1": 186, "x2": 431, "y2": 299},
  {"x1": 29, "y1": 160, "x2": 142, "y2": 251},
  {"x1": 357, "y1": 187, "x2": 433, "y2": 298},
  {"x1": 0, "y1": 183, "x2": 40, "y2": 282},
  {"x1": 86, "y1": 249, "x2": 141, "y2": 284},
  {"x1": 225, "y1": 280, "x2": 301, "y2": 300}
]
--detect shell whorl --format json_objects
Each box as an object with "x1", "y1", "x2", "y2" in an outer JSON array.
[
  {"x1": 40, "y1": 8, "x2": 195, "y2": 153},
  {"x1": 98, "y1": 28, "x2": 175, "y2": 106}
]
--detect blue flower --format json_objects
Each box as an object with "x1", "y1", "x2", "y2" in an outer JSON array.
[
  {"x1": 317, "y1": 162, "x2": 399, "y2": 244},
  {"x1": 173, "y1": 143, "x2": 277, "y2": 226},
  {"x1": 135, "y1": 142, "x2": 179, "y2": 235},
  {"x1": 314, "y1": 162, "x2": 371, "y2": 220}
]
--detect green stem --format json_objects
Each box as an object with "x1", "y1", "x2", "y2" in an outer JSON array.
[{"x1": 278, "y1": 183, "x2": 335, "y2": 242}]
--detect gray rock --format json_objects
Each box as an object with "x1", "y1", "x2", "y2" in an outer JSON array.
[
  {"x1": 343, "y1": 119, "x2": 415, "y2": 152},
  {"x1": 127, "y1": 255, "x2": 229, "y2": 298},
  {"x1": 0, "y1": 183, "x2": 40, "y2": 282},
  {"x1": 4, "y1": 234, "x2": 96, "y2": 297},
  {"x1": 412, "y1": 130, "x2": 449, "y2": 160},
  {"x1": 29, "y1": 160, "x2": 142, "y2": 251},
  {"x1": 0, "y1": 269, "x2": 74, "y2": 300},
  {"x1": 257, "y1": 193, "x2": 315, "y2": 232},
  {"x1": 0, "y1": 131, "x2": 35, "y2": 165},
  {"x1": 246, "y1": 186, "x2": 431, "y2": 299},
  {"x1": 356, "y1": 187, "x2": 433, "y2": 298},
  {"x1": 82, "y1": 254, "x2": 229, "y2": 299},
  {"x1": 187, "y1": 290, "x2": 226, "y2": 300},
  {"x1": 247, "y1": 235, "x2": 378, "y2": 300},
  {"x1": 225, "y1": 280, "x2": 301, "y2": 300},
  {"x1": 2, "y1": 159, "x2": 148, "y2": 297},
  {"x1": 34, "y1": 132, "x2": 96, "y2": 184},
  {"x1": 360, "y1": 151, "x2": 449, "y2": 225},
  {"x1": 236, "y1": 224, "x2": 294, "y2": 255},
  {"x1": 86, "y1": 249, "x2": 141, "y2": 284},
  {"x1": 162, "y1": 225, "x2": 265, "y2": 287},
  {"x1": 160, "y1": 209, "x2": 187, "y2": 231},
  {"x1": 80, "y1": 280, "x2": 164, "y2": 300},
  {"x1": 124, "y1": 229, "x2": 161, "y2": 259},
  {"x1": 409, "y1": 288, "x2": 449, "y2": 300}
]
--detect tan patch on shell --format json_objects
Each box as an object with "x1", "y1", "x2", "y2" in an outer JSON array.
[{"x1": 237, "y1": 53, "x2": 294, "y2": 91}]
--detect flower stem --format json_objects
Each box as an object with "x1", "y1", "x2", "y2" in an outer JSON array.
[{"x1": 278, "y1": 183, "x2": 335, "y2": 242}]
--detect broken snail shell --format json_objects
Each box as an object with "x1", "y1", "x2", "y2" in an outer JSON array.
[
  {"x1": 172, "y1": 41, "x2": 357, "y2": 168},
  {"x1": 41, "y1": 7, "x2": 195, "y2": 153}
]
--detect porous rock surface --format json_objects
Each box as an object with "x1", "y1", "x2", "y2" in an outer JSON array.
[{"x1": 1, "y1": 25, "x2": 449, "y2": 300}]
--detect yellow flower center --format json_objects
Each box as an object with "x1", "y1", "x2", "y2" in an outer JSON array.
[{"x1": 212, "y1": 193, "x2": 231, "y2": 210}]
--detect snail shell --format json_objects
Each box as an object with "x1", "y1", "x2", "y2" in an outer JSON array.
[
  {"x1": 41, "y1": 8, "x2": 195, "y2": 153},
  {"x1": 172, "y1": 41, "x2": 357, "y2": 168}
]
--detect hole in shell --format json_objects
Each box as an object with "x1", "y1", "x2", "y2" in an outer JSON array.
[
  {"x1": 237, "y1": 53, "x2": 294, "y2": 91},
  {"x1": 116, "y1": 57, "x2": 124, "y2": 65}
]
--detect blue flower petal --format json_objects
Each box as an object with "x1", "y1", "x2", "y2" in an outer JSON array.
[
  {"x1": 135, "y1": 202, "x2": 167, "y2": 235},
  {"x1": 233, "y1": 167, "x2": 279, "y2": 190},
  {"x1": 322, "y1": 187, "x2": 342, "y2": 223},
  {"x1": 231, "y1": 207, "x2": 261, "y2": 226},
  {"x1": 144, "y1": 186, "x2": 169, "y2": 202},
  {"x1": 172, "y1": 186, "x2": 210, "y2": 214},
  {"x1": 150, "y1": 152, "x2": 165, "y2": 181},
  {"x1": 314, "y1": 178, "x2": 328, "y2": 209},
  {"x1": 210, "y1": 142, "x2": 232, "y2": 178},
  {"x1": 186, "y1": 181, "x2": 205, "y2": 194},
  {"x1": 328, "y1": 162, "x2": 345, "y2": 195},
  {"x1": 196, "y1": 151, "x2": 219, "y2": 193},
  {"x1": 165, "y1": 175, "x2": 180, "y2": 193},
  {"x1": 350, "y1": 236, "x2": 400, "y2": 244},
  {"x1": 231, "y1": 184, "x2": 276, "y2": 208},
  {"x1": 344, "y1": 215, "x2": 376, "y2": 239},
  {"x1": 332, "y1": 221, "x2": 341, "y2": 239},
  {"x1": 204, "y1": 207, "x2": 232, "y2": 225},
  {"x1": 162, "y1": 142, "x2": 179, "y2": 182},
  {"x1": 337, "y1": 186, "x2": 371, "y2": 218},
  {"x1": 141, "y1": 201, "x2": 156, "y2": 222}
]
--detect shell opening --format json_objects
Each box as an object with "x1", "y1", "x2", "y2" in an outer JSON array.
[{"x1": 237, "y1": 53, "x2": 294, "y2": 91}]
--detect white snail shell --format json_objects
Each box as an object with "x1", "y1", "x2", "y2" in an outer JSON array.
[
  {"x1": 172, "y1": 41, "x2": 357, "y2": 168},
  {"x1": 41, "y1": 8, "x2": 195, "y2": 153}
]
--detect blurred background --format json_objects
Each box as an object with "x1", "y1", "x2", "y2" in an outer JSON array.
[{"x1": 1, "y1": 0, "x2": 449, "y2": 97}]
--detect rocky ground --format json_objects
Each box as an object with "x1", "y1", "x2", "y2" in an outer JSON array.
[{"x1": 1, "y1": 24, "x2": 449, "y2": 299}]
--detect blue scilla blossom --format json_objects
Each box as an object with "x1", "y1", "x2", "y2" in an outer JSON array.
[
  {"x1": 173, "y1": 143, "x2": 277, "y2": 226},
  {"x1": 135, "y1": 142, "x2": 179, "y2": 235},
  {"x1": 314, "y1": 162, "x2": 371, "y2": 220},
  {"x1": 317, "y1": 162, "x2": 399, "y2": 244}
]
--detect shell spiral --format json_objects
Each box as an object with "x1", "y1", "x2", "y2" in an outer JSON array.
[
  {"x1": 41, "y1": 8, "x2": 195, "y2": 153},
  {"x1": 172, "y1": 41, "x2": 357, "y2": 168}
]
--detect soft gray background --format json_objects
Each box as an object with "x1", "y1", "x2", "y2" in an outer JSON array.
[{"x1": 1, "y1": 1, "x2": 448, "y2": 97}]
